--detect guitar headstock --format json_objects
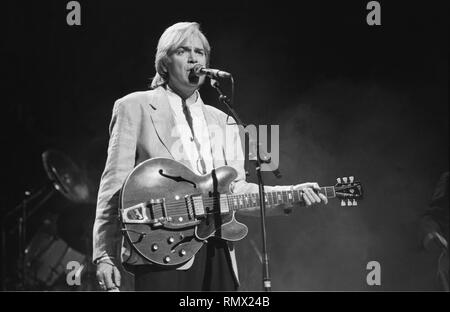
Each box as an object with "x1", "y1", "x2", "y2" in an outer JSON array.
[{"x1": 334, "y1": 176, "x2": 363, "y2": 206}]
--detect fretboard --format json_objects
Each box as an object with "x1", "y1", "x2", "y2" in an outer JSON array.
[{"x1": 226, "y1": 187, "x2": 336, "y2": 211}]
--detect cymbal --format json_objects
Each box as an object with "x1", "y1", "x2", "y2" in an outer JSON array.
[{"x1": 42, "y1": 150, "x2": 94, "y2": 204}]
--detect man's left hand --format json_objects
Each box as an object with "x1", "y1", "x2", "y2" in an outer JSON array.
[{"x1": 293, "y1": 182, "x2": 328, "y2": 206}]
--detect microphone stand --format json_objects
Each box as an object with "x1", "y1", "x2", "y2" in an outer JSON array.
[{"x1": 210, "y1": 78, "x2": 281, "y2": 292}]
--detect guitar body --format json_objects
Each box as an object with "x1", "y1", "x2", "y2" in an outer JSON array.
[
  {"x1": 120, "y1": 158, "x2": 248, "y2": 266},
  {"x1": 119, "y1": 158, "x2": 363, "y2": 267}
]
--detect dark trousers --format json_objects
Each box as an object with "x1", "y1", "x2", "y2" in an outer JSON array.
[{"x1": 132, "y1": 239, "x2": 238, "y2": 291}]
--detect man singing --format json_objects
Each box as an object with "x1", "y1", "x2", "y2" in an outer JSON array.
[{"x1": 93, "y1": 22, "x2": 328, "y2": 291}]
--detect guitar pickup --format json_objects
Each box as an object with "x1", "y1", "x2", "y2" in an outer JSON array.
[{"x1": 187, "y1": 195, "x2": 205, "y2": 217}]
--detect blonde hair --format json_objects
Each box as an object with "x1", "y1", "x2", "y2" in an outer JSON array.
[{"x1": 150, "y1": 22, "x2": 211, "y2": 89}]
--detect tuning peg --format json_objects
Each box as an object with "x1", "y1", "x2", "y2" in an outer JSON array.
[
  {"x1": 352, "y1": 199, "x2": 357, "y2": 206},
  {"x1": 343, "y1": 177, "x2": 348, "y2": 183},
  {"x1": 347, "y1": 199, "x2": 353, "y2": 206},
  {"x1": 341, "y1": 199, "x2": 346, "y2": 206},
  {"x1": 349, "y1": 176, "x2": 354, "y2": 183},
  {"x1": 337, "y1": 178, "x2": 342, "y2": 184}
]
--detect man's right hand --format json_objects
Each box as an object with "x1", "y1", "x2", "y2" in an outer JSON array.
[{"x1": 96, "y1": 260, "x2": 121, "y2": 291}]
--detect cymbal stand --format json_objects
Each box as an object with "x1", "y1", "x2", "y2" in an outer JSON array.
[{"x1": 1, "y1": 182, "x2": 56, "y2": 290}]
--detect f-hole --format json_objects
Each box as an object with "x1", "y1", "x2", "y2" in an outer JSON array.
[{"x1": 159, "y1": 169, "x2": 197, "y2": 188}]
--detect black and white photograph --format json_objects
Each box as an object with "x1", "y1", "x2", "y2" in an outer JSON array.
[{"x1": 1, "y1": 0, "x2": 448, "y2": 296}]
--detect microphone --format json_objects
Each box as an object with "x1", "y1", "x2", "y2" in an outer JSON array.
[{"x1": 192, "y1": 64, "x2": 232, "y2": 79}]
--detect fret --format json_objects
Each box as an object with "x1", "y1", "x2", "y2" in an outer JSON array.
[
  {"x1": 319, "y1": 187, "x2": 326, "y2": 196},
  {"x1": 296, "y1": 189, "x2": 302, "y2": 202},
  {"x1": 275, "y1": 191, "x2": 280, "y2": 204},
  {"x1": 219, "y1": 194, "x2": 229, "y2": 213},
  {"x1": 227, "y1": 185, "x2": 337, "y2": 212},
  {"x1": 227, "y1": 196, "x2": 233, "y2": 211},
  {"x1": 287, "y1": 189, "x2": 293, "y2": 204},
  {"x1": 326, "y1": 186, "x2": 336, "y2": 198}
]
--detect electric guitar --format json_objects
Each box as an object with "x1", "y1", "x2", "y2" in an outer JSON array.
[{"x1": 119, "y1": 158, "x2": 363, "y2": 266}]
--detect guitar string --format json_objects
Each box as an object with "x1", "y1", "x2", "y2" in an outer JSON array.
[
  {"x1": 127, "y1": 196, "x2": 300, "y2": 217},
  {"x1": 135, "y1": 200, "x2": 278, "y2": 217},
  {"x1": 152, "y1": 187, "x2": 331, "y2": 208},
  {"x1": 127, "y1": 187, "x2": 336, "y2": 216},
  {"x1": 124, "y1": 187, "x2": 342, "y2": 216},
  {"x1": 148, "y1": 189, "x2": 308, "y2": 211},
  {"x1": 125, "y1": 192, "x2": 350, "y2": 220},
  {"x1": 161, "y1": 186, "x2": 333, "y2": 209}
]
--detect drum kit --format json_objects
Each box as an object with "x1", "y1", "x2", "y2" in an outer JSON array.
[{"x1": 1, "y1": 149, "x2": 101, "y2": 291}]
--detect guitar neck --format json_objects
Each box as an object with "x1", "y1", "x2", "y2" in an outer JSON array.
[{"x1": 226, "y1": 186, "x2": 336, "y2": 212}]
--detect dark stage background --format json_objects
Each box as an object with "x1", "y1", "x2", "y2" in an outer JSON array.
[{"x1": 2, "y1": 1, "x2": 448, "y2": 291}]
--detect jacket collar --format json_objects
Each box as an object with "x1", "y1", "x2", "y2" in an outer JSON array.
[{"x1": 146, "y1": 86, "x2": 225, "y2": 170}]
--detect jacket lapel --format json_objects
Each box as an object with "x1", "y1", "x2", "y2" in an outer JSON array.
[{"x1": 146, "y1": 87, "x2": 192, "y2": 169}]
